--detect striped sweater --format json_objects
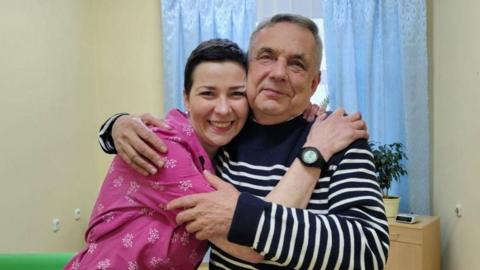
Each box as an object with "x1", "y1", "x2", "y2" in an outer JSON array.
[{"x1": 210, "y1": 115, "x2": 389, "y2": 270}]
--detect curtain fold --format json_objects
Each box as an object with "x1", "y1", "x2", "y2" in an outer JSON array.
[
  {"x1": 161, "y1": 0, "x2": 256, "y2": 112},
  {"x1": 324, "y1": 0, "x2": 430, "y2": 214}
]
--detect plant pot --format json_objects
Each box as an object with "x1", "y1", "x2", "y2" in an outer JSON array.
[{"x1": 383, "y1": 196, "x2": 400, "y2": 218}]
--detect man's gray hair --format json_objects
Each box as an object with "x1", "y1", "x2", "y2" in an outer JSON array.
[{"x1": 249, "y1": 13, "x2": 323, "y2": 70}]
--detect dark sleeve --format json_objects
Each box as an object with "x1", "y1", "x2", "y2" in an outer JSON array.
[
  {"x1": 228, "y1": 192, "x2": 268, "y2": 246},
  {"x1": 228, "y1": 140, "x2": 389, "y2": 270},
  {"x1": 98, "y1": 113, "x2": 129, "y2": 154}
]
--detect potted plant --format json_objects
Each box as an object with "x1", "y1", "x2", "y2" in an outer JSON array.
[{"x1": 370, "y1": 142, "x2": 408, "y2": 218}]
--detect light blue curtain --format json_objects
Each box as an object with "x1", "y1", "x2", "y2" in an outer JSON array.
[
  {"x1": 161, "y1": 0, "x2": 256, "y2": 112},
  {"x1": 323, "y1": 0, "x2": 429, "y2": 214}
]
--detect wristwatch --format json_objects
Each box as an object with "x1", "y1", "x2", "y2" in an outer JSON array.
[{"x1": 297, "y1": 147, "x2": 327, "y2": 170}]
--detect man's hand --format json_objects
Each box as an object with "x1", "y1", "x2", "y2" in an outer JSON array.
[
  {"x1": 112, "y1": 113, "x2": 170, "y2": 176},
  {"x1": 305, "y1": 108, "x2": 368, "y2": 161},
  {"x1": 166, "y1": 171, "x2": 240, "y2": 240}
]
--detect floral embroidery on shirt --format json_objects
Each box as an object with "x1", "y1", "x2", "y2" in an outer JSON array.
[
  {"x1": 112, "y1": 176, "x2": 124, "y2": 188},
  {"x1": 171, "y1": 232, "x2": 179, "y2": 243},
  {"x1": 161, "y1": 156, "x2": 177, "y2": 169},
  {"x1": 150, "y1": 257, "x2": 160, "y2": 267},
  {"x1": 70, "y1": 260, "x2": 80, "y2": 270},
  {"x1": 97, "y1": 259, "x2": 111, "y2": 270},
  {"x1": 127, "y1": 181, "x2": 140, "y2": 194},
  {"x1": 124, "y1": 181, "x2": 140, "y2": 204},
  {"x1": 107, "y1": 163, "x2": 115, "y2": 174},
  {"x1": 150, "y1": 257, "x2": 170, "y2": 267},
  {"x1": 170, "y1": 136, "x2": 182, "y2": 142},
  {"x1": 102, "y1": 212, "x2": 115, "y2": 223},
  {"x1": 122, "y1": 233, "x2": 134, "y2": 248},
  {"x1": 124, "y1": 195, "x2": 135, "y2": 205},
  {"x1": 189, "y1": 249, "x2": 199, "y2": 264},
  {"x1": 147, "y1": 228, "x2": 160, "y2": 243},
  {"x1": 96, "y1": 203, "x2": 104, "y2": 214},
  {"x1": 182, "y1": 125, "x2": 194, "y2": 136},
  {"x1": 127, "y1": 261, "x2": 138, "y2": 270},
  {"x1": 151, "y1": 181, "x2": 164, "y2": 191},
  {"x1": 158, "y1": 203, "x2": 166, "y2": 210},
  {"x1": 178, "y1": 180, "x2": 193, "y2": 191},
  {"x1": 87, "y1": 243, "x2": 97, "y2": 254},
  {"x1": 180, "y1": 231, "x2": 190, "y2": 246},
  {"x1": 139, "y1": 208, "x2": 155, "y2": 216}
]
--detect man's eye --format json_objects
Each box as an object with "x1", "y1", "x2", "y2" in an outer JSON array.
[
  {"x1": 290, "y1": 61, "x2": 305, "y2": 70},
  {"x1": 257, "y1": 53, "x2": 273, "y2": 60}
]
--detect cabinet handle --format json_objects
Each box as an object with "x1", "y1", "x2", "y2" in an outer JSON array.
[{"x1": 389, "y1": 233, "x2": 400, "y2": 240}]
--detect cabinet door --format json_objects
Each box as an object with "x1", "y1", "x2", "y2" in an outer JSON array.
[{"x1": 385, "y1": 241, "x2": 422, "y2": 270}]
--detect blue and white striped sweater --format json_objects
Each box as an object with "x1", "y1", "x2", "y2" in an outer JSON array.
[{"x1": 210, "y1": 115, "x2": 389, "y2": 270}]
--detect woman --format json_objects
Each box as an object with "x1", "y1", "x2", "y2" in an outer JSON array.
[{"x1": 65, "y1": 39, "x2": 249, "y2": 270}]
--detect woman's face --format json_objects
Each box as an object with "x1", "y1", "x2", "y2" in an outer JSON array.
[{"x1": 184, "y1": 61, "x2": 248, "y2": 157}]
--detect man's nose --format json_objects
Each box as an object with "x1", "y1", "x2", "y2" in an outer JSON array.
[{"x1": 269, "y1": 59, "x2": 287, "y2": 81}]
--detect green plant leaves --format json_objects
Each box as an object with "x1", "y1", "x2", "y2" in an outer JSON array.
[{"x1": 370, "y1": 142, "x2": 408, "y2": 197}]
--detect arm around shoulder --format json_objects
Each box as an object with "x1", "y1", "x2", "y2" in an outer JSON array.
[{"x1": 227, "y1": 139, "x2": 389, "y2": 269}]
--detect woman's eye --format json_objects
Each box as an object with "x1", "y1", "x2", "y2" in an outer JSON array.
[
  {"x1": 199, "y1": 91, "x2": 214, "y2": 96},
  {"x1": 232, "y1": 91, "x2": 246, "y2": 97}
]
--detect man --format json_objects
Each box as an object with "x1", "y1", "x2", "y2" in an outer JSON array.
[{"x1": 99, "y1": 14, "x2": 389, "y2": 269}]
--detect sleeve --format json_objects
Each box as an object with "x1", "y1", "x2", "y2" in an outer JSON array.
[
  {"x1": 145, "y1": 138, "x2": 215, "y2": 196},
  {"x1": 84, "y1": 139, "x2": 212, "y2": 269},
  {"x1": 108, "y1": 136, "x2": 215, "y2": 199},
  {"x1": 228, "y1": 140, "x2": 389, "y2": 270},
  {"x1": 98, "y1": 113, "x2": 129, "y2": 154}
]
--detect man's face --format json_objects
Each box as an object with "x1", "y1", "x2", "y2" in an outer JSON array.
[{"x1": 247, "y1": 22, "x2": 321, "y2": 124}]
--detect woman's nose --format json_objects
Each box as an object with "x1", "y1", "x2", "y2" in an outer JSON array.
[{"x1": 214, "y1": 97, "x2": 232, "y2": 114}]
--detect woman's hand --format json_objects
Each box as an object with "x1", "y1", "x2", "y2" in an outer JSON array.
[
  {"x1": 304, "y1": 108, "x2": 368, "y2": 161},
  {"x1": 302, "y1": 103, "x2": 326, "y2": 122}
]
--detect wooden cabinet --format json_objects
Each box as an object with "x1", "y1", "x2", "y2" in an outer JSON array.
[{"x1": 385, "y1": 216, "x2": 440, "y2": 270}]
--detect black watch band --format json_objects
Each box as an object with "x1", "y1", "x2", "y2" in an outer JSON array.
[{"x1": 297, "y1": 147, "x2": 327, "y2": 170}]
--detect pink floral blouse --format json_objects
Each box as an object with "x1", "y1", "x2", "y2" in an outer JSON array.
[{"x1": 65, "y1": 109, "x2": 215, "y2": 270}]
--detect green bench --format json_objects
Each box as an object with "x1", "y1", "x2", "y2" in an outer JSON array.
[{"x1": 0, "y1": 253, "x2": 74, "y2": 270}]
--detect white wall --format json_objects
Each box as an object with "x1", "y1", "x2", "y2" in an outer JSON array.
[
  {"x1": 429, "y1": 0, "x2": 480, "y2": 268},
  {"x1": 92, "y1": 0, "x2": 164, "y2": 179},
  {"x1": 0, "y1": 0, "x2": 163, "y2": 252}
]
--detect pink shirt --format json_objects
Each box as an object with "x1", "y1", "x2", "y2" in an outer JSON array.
[{"x1": 65, "y1": 109, "x2": 215, "y2": 270}]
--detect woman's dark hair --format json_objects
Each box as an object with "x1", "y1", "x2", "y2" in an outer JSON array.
[{"x1": 184, "y1": 38, "x2": 247, "y2": 95}]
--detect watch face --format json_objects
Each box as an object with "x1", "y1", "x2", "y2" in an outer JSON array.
[{"x1": 302, "y1": 150, "x2": 318, "y2": 164}]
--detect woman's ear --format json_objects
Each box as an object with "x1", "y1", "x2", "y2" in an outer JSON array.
[{"x1": 183, "y1": 91, "x2": 191, "y2": 112}]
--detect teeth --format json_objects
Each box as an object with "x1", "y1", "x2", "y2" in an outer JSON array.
[{"x1": 210, "y1": 121, "x2": 232, "y2": 128}]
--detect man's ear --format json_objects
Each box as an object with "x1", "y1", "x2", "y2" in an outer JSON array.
[{"x1": 310, "y1": 70, "x2": 321, "y2": 95}]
